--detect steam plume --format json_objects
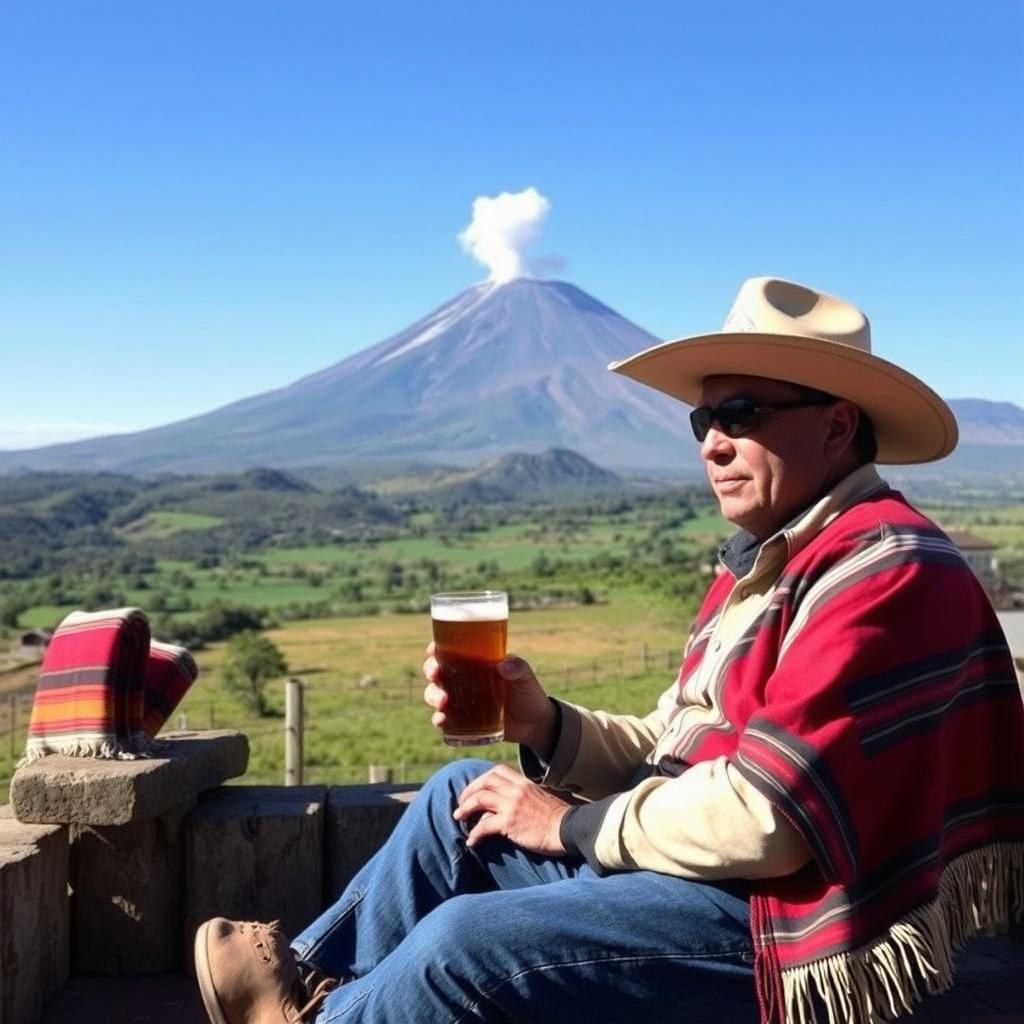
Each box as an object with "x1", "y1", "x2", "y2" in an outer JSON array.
[{"x1": 458, "y1": 187, "x2": 550, "y2": 283}]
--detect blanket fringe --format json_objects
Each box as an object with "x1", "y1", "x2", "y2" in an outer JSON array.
[
  {"x1": 781, "y1": 842, "x2": 1024, "y2": 1024},
  {"x1": 16, "y1": 736, "x2": 135, "y2": 769}
]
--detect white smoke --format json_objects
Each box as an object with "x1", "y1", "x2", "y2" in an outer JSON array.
[{"x1": 458, "y1": 187, "x2": 551, "y2": 284}]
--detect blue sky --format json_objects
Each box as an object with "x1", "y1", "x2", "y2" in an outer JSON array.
[{"x1": 1, "y1": 1, "x2": 1021, "y2": 449}]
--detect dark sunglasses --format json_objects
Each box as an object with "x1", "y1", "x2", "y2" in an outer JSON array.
[{"x1": 689, "y1": 396, "x2": 838, "y2": 442}]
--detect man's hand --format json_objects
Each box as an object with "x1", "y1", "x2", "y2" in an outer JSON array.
[
  {"x1": 422, "y1": 645, "x2": 558, "y2": 754},
  {"x1": 453, "y1": 764, "x2": 571, "y2": 854}
]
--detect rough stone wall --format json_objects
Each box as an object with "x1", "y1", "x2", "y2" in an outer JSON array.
[{"x1": 1, "y1": 745, "x2": 419, "y2": 1024}]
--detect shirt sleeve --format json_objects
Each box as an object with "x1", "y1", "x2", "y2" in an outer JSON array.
[
  {"x1": 527, "y1": 681, "x2": 681, "y2": 800},
  {"x1": 559, "y1": 755, "x2": 811, "y2": 880}
]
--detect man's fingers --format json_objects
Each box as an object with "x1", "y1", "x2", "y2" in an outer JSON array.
[
  {"x1": 431, "y1": 711, "x2": 446, "y2": 729},
  {"x1": 488, "y1": 763, "x2": 523, "y2": 783},
  {"x1": 453, "y1": 789, "x2": 499, "y2": 821},
  {"x1": 466, "y1": 811, "x2": 503, "y2": 848},
  {"x1": 457, "y1": 764, "x2": 525, "y2": 804},
  {"x1": 456, "y1": 773, "x2": 497, "y2": 806},
  {"x1": 426, "y1": 641, "x2": 437, "y2": 656},
  {"x1": 423, "y1": 682, "x2": 447, "y2": 710},
  {"x1": 422, "y1": 656, "x2": 441, "y2": 682}
]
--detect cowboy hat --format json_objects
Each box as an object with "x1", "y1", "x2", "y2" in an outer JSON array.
[{"x1": 608, "y1": 276, "x2": 958, "y2": 464}]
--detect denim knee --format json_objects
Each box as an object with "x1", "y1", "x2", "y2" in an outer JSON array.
[
  {"x1": 422, "y1": 758, "x2": 496, "y2": 801},
  {"x1": 401, "y1": 892, "x2": 498, "y2": 966}
]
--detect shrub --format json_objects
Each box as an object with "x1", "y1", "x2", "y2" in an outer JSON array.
[{"x1": 220, "y1": 631, "x2": 288, "y2": 717}]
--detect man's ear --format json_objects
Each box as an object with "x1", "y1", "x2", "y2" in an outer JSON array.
[{"x1": 823, "y1": 400, "x2": 860, "y2": 458}]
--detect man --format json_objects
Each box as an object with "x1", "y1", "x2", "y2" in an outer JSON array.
[{"x1": 194, "y1": 277, "x2": 1024, "y2": 1024}]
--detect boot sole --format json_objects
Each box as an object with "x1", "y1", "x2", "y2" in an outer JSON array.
[{"x1": 194, "y1": 920, "x2": 230, "y2": 1024}]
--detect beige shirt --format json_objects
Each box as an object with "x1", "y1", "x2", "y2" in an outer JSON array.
[{"x1": 540, "y1": 465, "x2": 888, "y2": 880}]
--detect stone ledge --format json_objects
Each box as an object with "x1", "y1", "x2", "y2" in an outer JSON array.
[
  {"x1": 0, "y1": 806, "x2": 69, "y2": 1023},
  {"x1": 183, "y1": 785, "x2": 328, "y2": 965},
  {"x1": 325, "y1": 782, "x2": 419, "y2": 901},
  {"x1": 9, "y1": 731, "x2": 249, "y2": 826}
]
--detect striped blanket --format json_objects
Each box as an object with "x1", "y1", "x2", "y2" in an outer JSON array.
[{"x1": 22, "y1": 607, "x2": 198, "y2": 762}]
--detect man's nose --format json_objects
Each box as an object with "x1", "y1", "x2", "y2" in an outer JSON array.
[{"x1": 699, "y1": 424, "x2": 735, "y2": 463}]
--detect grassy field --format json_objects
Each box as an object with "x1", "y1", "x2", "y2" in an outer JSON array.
[
  {"x1": 921, "y1": 504, "x2": 1024, "y2": 550},
  {"x1": 4, "y1": 494, "x2": 1022, "y2": 793},
  {"x1": 117, "y1": 510, "x2": 226, "y2": 540},
  {"x1": 0, "y1": 591, "x2": 692, "y2": 789}
]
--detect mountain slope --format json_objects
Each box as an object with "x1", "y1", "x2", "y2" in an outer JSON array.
[
  {"x1": 0, "y1": 279, "x2": 691, "y2": 474},
  {"x1": 947, "y1": 399, "x2": 1024, "y2": 445}
]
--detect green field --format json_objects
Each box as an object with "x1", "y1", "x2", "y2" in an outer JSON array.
[
  {"x1": 12, "y1": 504, "x2": 728, "y2": 631},
  {"x1": 4, "y1": 487, "x2": 1022, "y2": 793},
  {"x1": 0, "y1": 597, "x2": 690, "y2": 789},
  {"x1": 117, "y1": 510, "x2": 226, "y2": 539}
]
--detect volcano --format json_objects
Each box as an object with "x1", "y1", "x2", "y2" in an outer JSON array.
[
  {"x1": 2, "y1": 278, "x2": 1019, "y2": 477},
  {"x1": 0, "y1": 279, "x2": 694, "y2": 474}
]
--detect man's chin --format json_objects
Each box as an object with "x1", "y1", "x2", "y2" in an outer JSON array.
[{"x1": 718, "y1": 496, "x2": 749, "y2": 527}]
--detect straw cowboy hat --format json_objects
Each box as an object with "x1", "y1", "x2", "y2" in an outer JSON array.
[{"x1": 608, "y1": 276, "x2": 958, "y2": 464}]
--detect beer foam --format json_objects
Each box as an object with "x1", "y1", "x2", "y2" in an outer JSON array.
[{"x1": 432, "y1": 599, "x2": 508, "y2": 622}]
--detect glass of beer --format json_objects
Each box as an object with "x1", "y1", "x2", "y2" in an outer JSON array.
[{"x1": 430, "y1": 590, "x2": 508, "y2": 746}]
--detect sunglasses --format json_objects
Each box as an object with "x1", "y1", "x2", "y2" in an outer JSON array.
[{"x1": 689, "y1": 396, "x2": 837, "y2": 442}]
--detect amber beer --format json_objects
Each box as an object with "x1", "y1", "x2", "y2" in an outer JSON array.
[{"x1": 431, "y1": 591, "x2": 508, "y2": 746}]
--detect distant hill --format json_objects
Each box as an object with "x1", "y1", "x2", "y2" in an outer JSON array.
[
  {"x1": 0, "y1": 467, "x2": 401, "y2": 578},
  {"x1": 0, "y1": 450, "x2": 631, "y2": 578},
  {"x1": 947, "y1": 399, "x2": 1024, "y2": 445},
  {"x1": 428, "y1": 448, "x2": 623, "y2": 504}
]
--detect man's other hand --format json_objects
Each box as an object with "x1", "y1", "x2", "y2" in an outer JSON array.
[{"x1": 453, "y1": 764, "x2": 571, "y2": 854}]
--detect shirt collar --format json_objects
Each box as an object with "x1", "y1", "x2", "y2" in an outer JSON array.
[{"x1": 717, "y1": 464, "x2": 888, "y2": 580}]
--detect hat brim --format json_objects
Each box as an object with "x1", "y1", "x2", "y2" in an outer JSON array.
[{"x1": 608, "y1": 331, "x2": 958, "y2": 464}]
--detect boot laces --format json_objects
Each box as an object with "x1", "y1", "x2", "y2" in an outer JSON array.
[{"x1": 293, "y1": 976, "x2": 337, "y2": 1021}]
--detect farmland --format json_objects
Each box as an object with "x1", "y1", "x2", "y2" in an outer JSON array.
[{"x1": 1, "y1": 460, "x2": 1022, "y2": 791}]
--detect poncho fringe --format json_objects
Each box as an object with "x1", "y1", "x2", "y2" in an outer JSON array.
[{"x1": 779, "y1": 841, "x2": 1024, "y2": 1024}]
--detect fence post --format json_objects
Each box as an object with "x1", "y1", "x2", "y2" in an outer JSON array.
[
  {"x1": 208, "y1": 703, "x2": 215, "y2": 729},
  {"x1": 368, "y1": 765, "x2": 393, "y2": 783},
  {"x1": 8, "y1": 695, "x2": 16, "y2": 759},
  {"x1": 285, "y1": 677, "x2": 304, "y2": 787}
]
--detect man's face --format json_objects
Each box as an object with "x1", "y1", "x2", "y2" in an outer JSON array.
[{"x1": 696, "y1": 374, "x2": 843, "y2": 539}]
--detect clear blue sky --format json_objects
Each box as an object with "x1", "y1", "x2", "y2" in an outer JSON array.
[{"x1": 1, "y1": 1, "x2": 1021, "y2": 449}]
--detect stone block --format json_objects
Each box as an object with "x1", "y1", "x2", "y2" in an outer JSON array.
[
  {"x1": 10, "y1": 731, "x2": 249, "y2": 826},
  {"x1": 0, "y1": 806, "x2": 69, "y2": 1024},
  {"x1": 70, "y1": 799, "x2": 193, "y2": 975},
  {"x1": 325, "y1": 784, "x2": 418, "y2": 902},
  {"x1": 184, "y1": 786, "x2": 326, "y2": 967}
]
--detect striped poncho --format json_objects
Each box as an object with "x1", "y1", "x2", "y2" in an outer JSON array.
[{"x1": 677, "y1": 491, "x2": 1024, "y2": 1023}]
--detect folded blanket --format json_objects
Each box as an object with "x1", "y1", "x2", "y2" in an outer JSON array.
[
  {"x1": 143, "y1": 640, "x2": 199, "y2": 738},
  {"x1": 21, "y1": 607, "x2": 201, "y2": 763},
  {"x1": 23, "y1": 607, "x2": 150, "y2": 761}
]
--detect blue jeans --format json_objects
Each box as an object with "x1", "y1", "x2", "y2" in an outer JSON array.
[{"x1": 292, "y1": 760, "x2": 757, "y2": 1023}]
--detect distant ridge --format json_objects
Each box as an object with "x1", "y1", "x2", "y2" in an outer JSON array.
[
  {"x1": 429, "y1": 448, "x2": 622, "y2": 503},
  {"x1": 0, "y1": 278, "x2": 1020, "y2": 477},
  {"x1": 947, "y1": 399, "x2": 1024, "y2": 446}
]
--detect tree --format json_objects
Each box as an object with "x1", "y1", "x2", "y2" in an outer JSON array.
[{"x1": 221, "y1": 631, "x2": 287, "y2": 717}]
